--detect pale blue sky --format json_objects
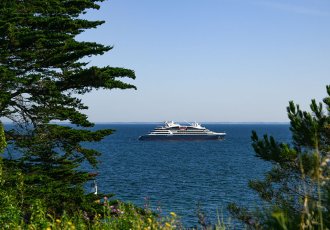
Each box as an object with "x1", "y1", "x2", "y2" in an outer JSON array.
[{"x1": 78, "y1": 0, "x2": 330, "y2": 122}]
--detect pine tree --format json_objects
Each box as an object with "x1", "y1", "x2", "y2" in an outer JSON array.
[
  {"x1": 229, "y1": 86, "x2": 330, "y2": 229},
  {"x1": 0, "y1": 0, "x2": 135, "y2": 216}
]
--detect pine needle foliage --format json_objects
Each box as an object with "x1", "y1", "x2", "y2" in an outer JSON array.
[
  {"x1": 229, "y1": 86, "x2": 330, "y2": 229},
  {"x1": 0, "y1": 0, "x2": 136, "y2": 219}
]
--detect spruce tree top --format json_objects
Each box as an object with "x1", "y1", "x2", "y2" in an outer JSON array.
[{"x1": 0, "y1": 0, "x2": 136, "y2": 126}]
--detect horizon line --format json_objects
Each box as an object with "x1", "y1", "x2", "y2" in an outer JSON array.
[{"x1": 1, "y1": 121, "x2": 290, "y2": 124}]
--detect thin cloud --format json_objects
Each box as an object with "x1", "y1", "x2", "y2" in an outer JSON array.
[{"x1": 253, "y1": 0, "x2": 329, "y2": 17}]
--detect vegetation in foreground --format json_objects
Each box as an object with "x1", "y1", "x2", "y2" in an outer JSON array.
[
  {"x1": 0, "y1": 174, "x2": 180, "y2": 229},
  {"x1": 230, "y1": 86, "x2": 330, "y2": 229}
]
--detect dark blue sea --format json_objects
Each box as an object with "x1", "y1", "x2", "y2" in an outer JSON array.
[{"x1": 86, "y1": 123, "x2": 291, "y2": 227}]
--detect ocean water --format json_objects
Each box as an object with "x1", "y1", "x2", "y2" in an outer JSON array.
[{"x1": 86, "y1": 123, "x2": 291, "y2": 227}]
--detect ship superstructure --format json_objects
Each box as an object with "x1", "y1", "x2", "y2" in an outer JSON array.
[{"x1": 139, "y1": 121, "x2": 226, "y2": 141}]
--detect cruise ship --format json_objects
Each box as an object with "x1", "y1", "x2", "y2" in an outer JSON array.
[{"x1": 139, "y1": 121, "x2": 226, "y2": 141}]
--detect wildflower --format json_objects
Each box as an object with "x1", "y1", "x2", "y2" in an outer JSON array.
[
  {"x1": 165, "y1": 222, "x2": 171, "y2": 228},
  {"x1": 56, "y1": 219, "x2": 61, "y2": 224},
  {"x1": 170, "y1": 212, "x2": 176, "y2": 218},
  {"x1": 321, "y1": 160, "x2": 327, "y2": 167},
  {"x1": 248, "y1": 218, "x2": 255, "y2": 225},
  {"x1": 67, "y1": 221, "x2": 73, "y2": 226},
  {"x1": 83, "y1": 211, "x2": 90, "y2": 221},
  {"x1": 46, "y1": 227, "x2": 51, "y2": 230}
]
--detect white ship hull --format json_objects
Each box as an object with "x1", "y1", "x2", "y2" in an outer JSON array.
[{"x1": 139, "y1": 121, "x2": 226, "y2": 141}]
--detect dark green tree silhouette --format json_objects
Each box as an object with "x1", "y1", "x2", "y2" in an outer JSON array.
[
  {"x1": 0, "y1": 0, "x2": 135, "y2": 216},
  {"x1": 229, "y1": 86, "x2": 330, "y2": 229},
  {"x1": 0, "y1": 122, "x2": 5, "y2": 152}
]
